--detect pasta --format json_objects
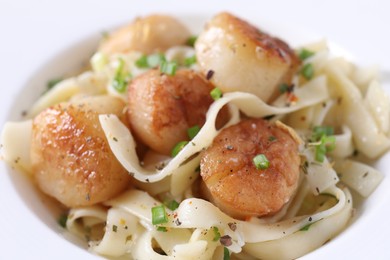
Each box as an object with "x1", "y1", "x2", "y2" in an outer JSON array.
[{"x1": 1, "y1": 12, "x2": 389, "y2": 260}]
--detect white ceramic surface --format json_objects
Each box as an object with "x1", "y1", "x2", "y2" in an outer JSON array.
[{"x1": 0, "y1": 0, "x2": 389, "y2": 259}]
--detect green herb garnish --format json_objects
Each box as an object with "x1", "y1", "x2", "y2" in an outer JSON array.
[
  {"x1": 298, "y1": 48, "x2": 315, "y2": 61},
  {"x1": 301, "y1": 63, "x2": 314, "y2": 80},
  {"x1": 212, "y1": 226, "x2": 221, "y2": 241},
  {"x1": 253, "y1": 154, "x2": 270, "y2": 170},
  {"x1": 279, "y1": 83, "x2": 290, "y2": 93},
  {"x1": 47, "y1": 78, "x2": 62, "y2": 90},
  {"x1": 160, "y1": 60, "x2": 177, "y2": 76},
  {"x1": 157, "y1": 226, "x2": 168, "y2": 232},
  {"x1": 187, "y1": 125, "x2": 200, "y2": 139},
  {"x1": 210, "y1": 87, "x2": 223, "y2": 100},
  {"x1": 184, "y1": 55, "x2": 197, "y2": 67},
  {"x1": 164, "y1": 199, "x2": 180, "y2": 211},
  {"x1": 112, "y1": 58, "x2": 131, "y2": 93},
  {"x1": 186, "y1": 35, "x2": 198, "y2": 47},
  {"x1": 223, "y1": 247, "x2": 230, "y2": 260},
  {"x1": 151, "y1": 205, "x2": 169, "y2": 225},
  {"x1": 135, "y1": 55, "x2": 149, "y2": 68},
  {"x1": 300, "y1": 222, "x2": 314, "y2": 231},
  {"x1": 58, "y1": 213, "x2": 68, "y2": 228},
  {"x1": 171, "y1": 141, "x2": 189, "y2": 157},
  {"x1": 147, "y1": 53, "x2": 166, "y2": 68}
]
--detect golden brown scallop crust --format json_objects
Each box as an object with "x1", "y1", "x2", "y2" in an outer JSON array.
[
  {"x1": 127, "y1": 69, "x2": 217, "y2": 155},
  {"x1": 99, "y1": 14, "x2": 191, "y2": 55},
  {"x1": 196, "y1": 12, "x2": 301, "y2": 102},
  {"x1": 31, "y1": 96, "x2": 132, "y2": 208},
  {"x1": 200, "y1": 118, "x2": 301, "y2": 219}
]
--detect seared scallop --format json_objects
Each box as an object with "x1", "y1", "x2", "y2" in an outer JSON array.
[
  {"x1": 195, "y1": 12, "x2": 300, "y2": 102},
  {"x1": 30, "y1": 96, "x2": 132, "y2": 207},
  {"x1": 99, "y1": 14, "x2": 191, "y2": 55},
  {"x1": 200, "y1": 118, "x2": 301, "y2": 219},
  {"x1": 127, "y1": 69, "x2": 219, "y2": 155}
]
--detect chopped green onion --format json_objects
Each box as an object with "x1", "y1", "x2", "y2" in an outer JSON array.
[
  {"x1": 210, "y1": 87, "x2": 223, "y2": 100},
  {"x1": 151, "y1": 205, "x2": 169, "y2": 225},
  {"x1": 184, "y1": 55, "x2": 197, "y2": 67},
  {"x1": 47, "y1": 78, "x2": 62, "y2": 90},
  {"x1": 157, "y1": 226, "x2": 168, "y2": 232},
  {"x1": 113, "y1": 58, "x2": 131, "y2": 93},
  {"x1": 315, "y1": 135, "x2": 336, "y2": 162},
  {"x1": 279, "y1": 83, "x2": 289, "y2": 93},
  {"x1": 136, "y1": 53, "x2": 166, "y2": 68},
  {"x1": 187, "y1": 125, "x2": 200, "y2": 139},
  {"x1": 58, "y1": 213, "x2": 68, "y2": 228},
  {"x1": 160, "y1": 60, "x2": 177, "y2": 76},
  {"x1": 171, "y1": 141, "x2": 189, "y2": 157},
  {"x1": 164, "y1": 199, "x2": 180, "y2": 211},
  {"x1": 312, "y1": 126, "x2": 336, "y2": 163},
  {"x1": 324, "y1": 135, "x2": 336, "y2": 152},
  {"x1": 312, "y1": 126, "x2": 334, "y2": 141},
  {"x1": 253, "y1": 154, "x2": 270, "y2": 170},
  {"x1": 212, "y1": 226, "x2": 221, "y2": 241},
  {"x1": 135, "y1": 55, "x2": 149, "y2": 68},
  {"x1": 223, "y1": 247, "x2": 230, "y2": 260},
  {"x1": 298, "y1": 48, "x2": 315, "y2": 61},
  {"x1": 186, "y1": 35, "x2": 198, "y2": 47},
  {"x1": 300, "y1": 223, "x2": 313, "y2": 231},
  {"x1": 147, "y1": 53, "x2": 166, "y2": 68},
  {"x1": 315, "y1": 141, "x2": 327, "y2": 163},
  {"x1": 301, "y1": 63, "x2": 314, "y2": 80}
]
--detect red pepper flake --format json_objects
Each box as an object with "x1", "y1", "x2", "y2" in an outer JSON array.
[{"x1": 287, "y1": 92, "x2": 299, "y2": 104}]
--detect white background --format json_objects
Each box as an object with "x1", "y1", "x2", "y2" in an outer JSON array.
[{"x1": 0, "y1": 0, "x2": 389, "y2": 259}]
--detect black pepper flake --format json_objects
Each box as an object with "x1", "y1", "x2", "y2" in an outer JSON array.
[
  {"x1": 113, "y1": 137, "x2": 118, "y2": 142},
  {"x1": 309, "y1": 217, "x2": 312, "y2": 222},
  {"x1": 175, "y1": 218, "x2": 182, "y2": 226},
  {"x1": 206, "y1": 70, "x2": 214, "y2": 80},
  {"x1": 145, "y1": 178, "x2": 150, "y2": 182},
  {"x1": 21, "y1": 110, "x2": 27, "y2": 117},
  {"x1": 220, "y1": 235, "x2": 233, "y2": 247},
  {"x1": 363, "y1": 172, "x2": 369, "y2": 178},
  {"x1": 315, "y1": 187, "x2": 320, "y2": 194},
  {"x1": 112, "y1": 225, "x2": 118, "y2": 232},
  {"x1": 228, "y1": 222, "x2": 237, "y2": 231}
]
